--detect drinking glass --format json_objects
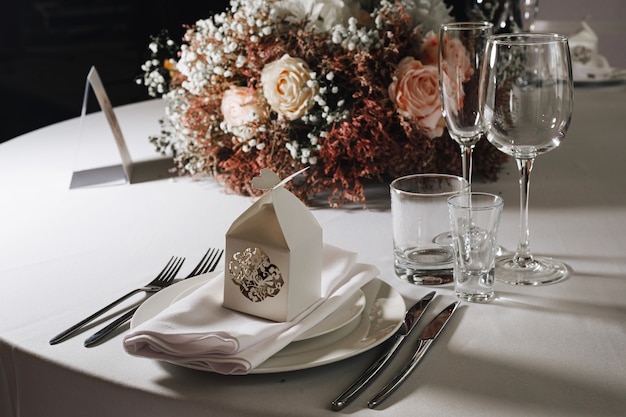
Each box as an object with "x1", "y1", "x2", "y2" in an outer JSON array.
[
  {"x1": 479, "y1": 33, "x2": 574, "y2": 285},
  {"x1": 391, "y1": 174, "x2": 469, "y2": 285},
  {"x1": 439, "y1": 22, "x2": 493, "y2": 188},
  {"x1": 448, "y1": 192, "x2": 504, "y2": 302}
]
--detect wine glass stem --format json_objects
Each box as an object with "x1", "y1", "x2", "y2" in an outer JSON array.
[
  {"x1": 514, "y1": 157, "x2": 534, "y2": 266},
  {"x1": 460, "y1": 144, "x2": 474, "y2": 190}
]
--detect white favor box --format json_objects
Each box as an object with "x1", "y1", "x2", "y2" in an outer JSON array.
[{"x1": 224, "y1": 184, "x2": 322, "y2": 322}]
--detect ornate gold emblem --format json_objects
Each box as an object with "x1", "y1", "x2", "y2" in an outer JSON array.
[{"x1": 228, "y1": 247, "x2": 284, "y2": 302}]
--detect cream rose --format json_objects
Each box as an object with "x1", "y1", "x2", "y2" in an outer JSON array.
[
  {"x1": 389, "y1": 57, "x2": 445, "y2": 139},
  {"x1": 221, "y1": 86, "x2": 267, "y2": 128},
  {"x1": 261, "y1": 54, "x2": 318, "y2": 121}
]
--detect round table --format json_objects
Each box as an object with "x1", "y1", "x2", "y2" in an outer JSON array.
[{"x1": 1, "y1": 85, "x2": 626, "y2": 416}]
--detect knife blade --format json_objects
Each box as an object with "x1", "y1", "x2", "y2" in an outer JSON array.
[
  {"x1": 331, "y1": 291, "x2": 436, "y2": 411},
  {"x1": 367, "y1": 301, "x2": 460, "y2": 409}
]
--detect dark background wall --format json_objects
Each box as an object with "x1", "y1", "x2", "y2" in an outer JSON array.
[{"x1": 0, "y1": 0, "x2": 230, "y2": 142}]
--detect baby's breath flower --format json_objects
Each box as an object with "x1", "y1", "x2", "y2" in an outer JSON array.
[{"x1": 142, "y1": 0, "x2": 505, "y2": 205}]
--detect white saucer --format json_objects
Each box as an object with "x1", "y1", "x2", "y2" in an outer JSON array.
[{"x1": 131, "y1": 273, "x2": 405, "y2": 374}]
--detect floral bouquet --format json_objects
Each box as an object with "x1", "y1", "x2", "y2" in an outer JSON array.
[{"x1": 139, "y1": 0, "x2": 507, "y2": 206}]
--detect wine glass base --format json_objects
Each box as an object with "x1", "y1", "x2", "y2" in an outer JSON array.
[{"x1": 495, "y1": 256, "x2": 569, "y2": 285}]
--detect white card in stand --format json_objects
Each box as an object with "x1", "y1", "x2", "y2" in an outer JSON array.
[{"x1": 70, "y1": 66, "x2": 173, "y2": 189}]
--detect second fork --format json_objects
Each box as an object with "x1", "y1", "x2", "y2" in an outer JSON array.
[{"x1": 84, "y1": 248, "x2": 223, "y2": 347}]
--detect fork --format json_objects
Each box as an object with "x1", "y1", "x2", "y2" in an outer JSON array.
[
  {"x1": 49, "y1": 256, "x2": 185, "y2": 345},
  {"x1": 84, "y1": 248, "x2": 223, "y2": 347}
]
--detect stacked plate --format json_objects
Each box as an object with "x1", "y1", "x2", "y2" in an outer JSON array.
[
  {"x1": 533, "y1": 20, "x2": 626, "y2": 86},
  {"x1": 131, "y1": 273, "x2": 406, "y2": 373}
]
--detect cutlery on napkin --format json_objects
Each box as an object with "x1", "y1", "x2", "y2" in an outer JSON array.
[{"x1": 123, "y1": 244, "x2": 380, "y2": 375}]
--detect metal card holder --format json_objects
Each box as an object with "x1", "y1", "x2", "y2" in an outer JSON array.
[{"x1": 70, "y1": 66, "x2": 172, "y2": 189}]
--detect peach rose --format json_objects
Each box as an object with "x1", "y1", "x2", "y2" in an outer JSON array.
[
  {"x1": 440, "y1": 35, "x2": 473, "y2": 83},
  {"x1": 261, "y1": 54, "x2": 318, "y2": 121},
  {"x1": 389, "y1": 57, "x2": 445, "y2": 139},
  {"x1": 439, "y1": 35, "x2": 474, "y2": 117},
  {"x1": 439, "y1": 70, "x2": 462, "y2": 118},
  {"x1": 221, "y1": 86, "x2": 267, "y2": 129}
]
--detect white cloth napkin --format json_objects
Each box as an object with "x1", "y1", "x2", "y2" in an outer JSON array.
[{"x1": 123, "y1": 245, "x2": 379, "y2": 375}]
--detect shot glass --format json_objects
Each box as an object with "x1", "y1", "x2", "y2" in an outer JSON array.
[
  {"x1": 447, "y1": 192, "x2": 504, "y2": 302},
  {"x1": 391, "y1": 173, "x2": 469, "y2": 285}
]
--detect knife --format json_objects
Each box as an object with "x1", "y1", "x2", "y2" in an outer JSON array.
[
  {"x1": 367, "y1": 301, "x2": 460, "y2": 409},
  {"x1": 331, "y1": 291, "x2": 436, "y2": 411}
]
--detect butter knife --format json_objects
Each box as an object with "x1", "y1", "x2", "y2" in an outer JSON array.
[
  {"x1": 367, "y1": 301, "x2": 460, "y2": 409},
  {"x1": 331, "y1": 291, "x2": 435, "y2": 411}
]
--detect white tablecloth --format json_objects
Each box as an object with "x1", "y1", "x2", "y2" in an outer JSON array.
[{"x1": 1, "y1": 85, "x2": 625, "y2": 417}]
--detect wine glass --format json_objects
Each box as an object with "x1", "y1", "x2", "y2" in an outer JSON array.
[
  {"x1": 515, "y1": 0, "x2": 540, "y2": 32},
  {"x1": 434, "y1": 22, "x2": 493, "y2": 248},
  {"x1": 479, "y1": 33, "x2": 574, "y2": 285},
  {"x1": 439, "y1": 21, "x2": 494, "y2": 188},
  {"x1": 464, "y1": 0, "x2": 539, "y2": 33}
]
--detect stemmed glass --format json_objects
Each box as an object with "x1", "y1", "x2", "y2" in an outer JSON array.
[
  {"x1": 438, "y1": 22, "x2": 494, "y2": 188},
  {"x1": 479, "y1": 33, "x2": 574, "y2": 285},
  {"x1": 516, "y1": 0, "x2": 540, "y2": 32},
  {"x1": 464, "y1": 0, "x2": 539, "y2": 33}
]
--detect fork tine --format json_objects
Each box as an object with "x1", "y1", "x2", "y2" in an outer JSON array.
[
  {"x1": 186, "y1": 249, "x2": 215, "y2": 278},
  {"x1": 161, "y1": 257, "x2": 185, "y2": 283},
  {"x1": 207, "y1": 249, "x2": 224, "y2": 272},
  {"x1": 153, "y1": 256, "x2": 177, "y2": 281},
  {"x1": 185, "y1": 248, "x2": 223, "y2": 278}
]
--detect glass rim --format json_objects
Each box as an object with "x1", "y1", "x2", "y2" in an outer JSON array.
[
  {"x1": 390, "y1": 173, "x2": 469, "y2": 197},
  {"x1": 487, "y1": 32, "x2": 568, "y2": 45},
  {"x1": 441, "y1": 21, "x2": 494, "y2": 30},
  {"x1": 447, "y1": 192, "x2": 504, "y2": 210}
]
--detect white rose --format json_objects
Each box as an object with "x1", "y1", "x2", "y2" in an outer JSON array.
[
  {"x1": 274, "y1": 0, "x2": 358, "y2": 32},
  {"x1": 261, "y1": 54, "x2": 319, "y2": 121},
  {"x1": 403, "y1": 0, "x2": 453, "y2": 34}
]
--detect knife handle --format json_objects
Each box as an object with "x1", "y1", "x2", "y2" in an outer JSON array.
[
  {"x1": 84, "y1": 306, "x2": 137, "y2": 347},
  {"x1": 331, "y1": 334, "x2": 403, "y2": 411},
  {"x1": 367, "y1": 338, "x2": 433, "y2": 409}
]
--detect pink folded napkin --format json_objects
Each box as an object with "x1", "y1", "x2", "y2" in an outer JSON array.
[{"x1": 123, "y1": 245, "x2": 379, "y2": 375}]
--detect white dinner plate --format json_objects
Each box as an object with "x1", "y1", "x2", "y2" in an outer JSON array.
[
  {"x1": 293, "y1": 289, "x2": 365, "y2": 341},
  {"x1": 574, "y1": 67, "x2": 626, "y2": 87},
  {"x1": 131, "y1": 273, "x2": 405, "y2": 374}
]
